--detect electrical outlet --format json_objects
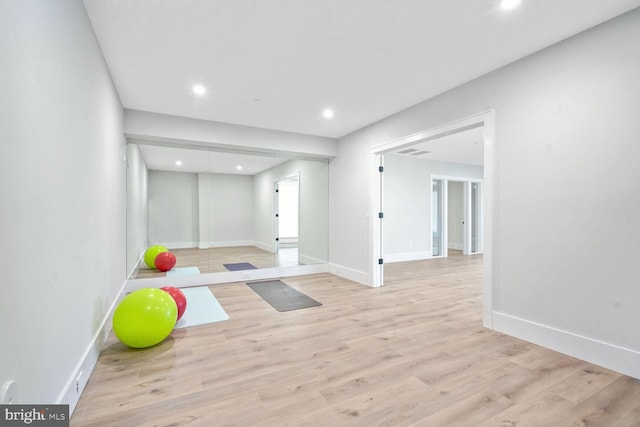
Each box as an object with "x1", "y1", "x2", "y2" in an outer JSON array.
[
  {"x1": 75, "y1": 371, "x2": 84, "y2": 394},
  {"x1": 1, "y1": 380, "x2": 18, "y2": 404}
]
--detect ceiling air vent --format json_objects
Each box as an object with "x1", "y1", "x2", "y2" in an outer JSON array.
[
  {"x1": 398, "y1": 148, "x2": 418, "y2": 154},
  {"x1": 411, "y1": 150, "x2": 431, "y2": 156}
]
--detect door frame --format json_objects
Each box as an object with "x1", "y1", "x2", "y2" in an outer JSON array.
[
  {"x1": 274, "y1": 172, "x2": 300, "y2": 254},
  {"x1": 370, "y1": 110, "x2": 495, "y2": 328},
  {"x1": 430, "y1": 175, "x2": 483, "y2": 258}
]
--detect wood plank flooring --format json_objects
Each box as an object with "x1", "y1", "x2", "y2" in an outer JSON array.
[
  {"x1": 72, "y1": 253, "x2": 640, "y2": 426},
  {"x1": 134, "y1": 246, "x2": 299, "y2": 279}
]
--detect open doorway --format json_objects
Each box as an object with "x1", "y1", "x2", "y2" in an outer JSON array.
[
  {"x1": 370, "y1": 111, "x2": 494, "y2": 327},
  {"x1": 432, "y1": 176, "x2": 483, "y2": 257},
  {"x1": 447, "y1": 180, "x2": 464, "y2": 253},
  {"x1": 275, "y1": 174, "x2": 299, "y2": 266},
  {"x1": 432, "y1": 179, "x2": 464, "y2": 257}
]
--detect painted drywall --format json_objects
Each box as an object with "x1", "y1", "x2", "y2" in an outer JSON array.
[
  {"x1": 448, "y1": 181, "x2": 464, "y2": 251},
  {"x1": 295, "y1": 159, "x2": 329, "y2": 264},
  {"x1": 202, "y1": 173, "x2": 254, "y2": 245},
  {"x1": 328, "y1": 140, "x2": 372, "y2": 276},
  {"x1": 254, "y1": 159, "x2": 330, "y2": 263},
  {"x1": 382, "y1": 155, "x2": 482, "y2": 261},
  {"x1": 146, "y1": 170, "x2": 262, "y2": 249},
  {"x1": 0, "y1": 0, "x2": 125, "y2": 408},
  {"x1": 123, "y1": 110, "x2": 334, "y2": 262},
  {"x1": 252, "y1": 169, "x2": 276, "y2": 252},
  {"x1": 126, "y1": 144, "x2": 148, "y2": 276},
  {"x1": 331, "y1": 8, "x2": 640, "y2": 375},
  {"x1": 124, "y1": 109, "x2": 338, "y2": 158},
  {"x1": 148, "y1": 171, "x2": 199, "y2": 247}
]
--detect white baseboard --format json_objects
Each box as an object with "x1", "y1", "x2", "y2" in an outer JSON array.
[
  {"x1": 383, "y1": 251, "x2": 430, "y2": 263},
  {"x1": 279, "y1": 237, "x2": 298, "y2": 245},
  {"x1": 278, "y1": 243, "x2": 298, "y2": 248},
  {"x1": 127, "y1": 251, "x2": 145, "y2": 280},
  {"x1": 154, "y1": 242, "x2": 198, "y2": 250},
  {"x1": 328, "y1": 263, "x2": 371, "y2": 287},
  {"x1": 57, "y1": 279, "x2": 128, "y2": 416},
  {"x1": 492, "y1": 311, "x2": 640, "y2": 380},
  {"x1": 254, "y1": 240, "x2": 275, "y2": 253},
  {"x1": 448, "y1": 242, "x2": 463, "y2": 250},
  {"x1": 125, "y1": 263, "x2": 329, "y2": 290},
  {"x1": 298, "y1": 254, "x2": 327, "y2": 265},
  {"x1": 159, "y1": 241, "x2": 272, "y2": 250},
  {"x1": 208, "y1": 240, "x2": 254, "y2": 248}
]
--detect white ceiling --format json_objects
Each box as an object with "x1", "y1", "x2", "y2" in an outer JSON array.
[
  {"x1": 387, "y1": 126, "x2": 485, "y2": 166},
  {"x1": 83, "y1": 0, "x2": 640, "y2": 139},
  {"x1": 137, "y1": 144, "x2": 288, "y2": 175}
]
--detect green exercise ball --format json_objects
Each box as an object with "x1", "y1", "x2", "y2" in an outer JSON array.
[
  {"x1": 113, "y1": 288, "x2": 178, "y2": 348},
  {"x1": 144, "y1": 245, "x2": 168, "y2": 268}
]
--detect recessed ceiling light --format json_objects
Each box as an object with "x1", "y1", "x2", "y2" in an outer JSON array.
[
  {"x1": 192, "y1": 84, "x2": 206, "y2": 96},
  {"x1": 500, "y1": 0, "x2": 521, "y2": 11},
  {"x1": 175, "y1": 160, "x2": 182, "y2": 166},
  {"x1": 322, "y1": 109, "x2": 334, "y2": 119},
  {"x1": 236, "y1": 165, "x2": 243, "y2": 171}
]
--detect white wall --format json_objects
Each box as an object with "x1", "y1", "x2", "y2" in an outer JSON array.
[
  {"x1": 330, "y1": 8, "x2": 640, "y2": 377},
  {"x1": 0, "y1": 0, "x2": 125, "y2": 410},
  {"x1": 293, "y1": 159, "x2": 329, "y2": 264},
  {"x1": 203, "y1": 173, "x2": 254, "y2": 245},
  {"x1": 254, "y1": 159, "x2": 329, "y2": 263},
  {"x1": 123, "y1": 110, "x2": 335, "y2": 260},
  {"x1": 146, "y1": 170, "x2": 265, "y2": 250},
  {"x1": 447, "y1": 181, "x2": 464, "y2": 251},
  {"x1": 148, "y1": 171, "x2": 198, "y2": 248},
  {"x1": 382, "y1": 156, "x2": 482, "y2": 261},
  {"x1": 126, "y1": 144, "x2": 148, "y2": 276},
  {"x1": 252, "y1": 169, "x2": 276, "y2": 252},
  {"x1": 125, "y1": 109, "x2": 337, "y2": 158}
]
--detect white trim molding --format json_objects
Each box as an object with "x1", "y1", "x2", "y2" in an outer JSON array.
[
  {"x1": 57, "y1": 279, "x2": 128, "y2": 415},
  {"x1": 126, "y1": 263, "x2": 330, "y2": 291},
  {"x1": 328, "y1": 263, "x2": 372, "y2": 287},
  {"x1": 298, "y1": 254, "x2": 328, "y2": 265},
  {"x1": 254, "y1": 240, "x2": 275, "y2": 253},
  {"x1": 493, "y1": 311, "x2": 640, "y2": 380},
  {"x1": 384, "y1": 251, "x2": 431, "y2": 263},
  {"x1": 155, "y1": 241, "x2": 199, "y2": 250},
  {"x1": 371, "y1": 110, "x2": 495, "y2": 327}
]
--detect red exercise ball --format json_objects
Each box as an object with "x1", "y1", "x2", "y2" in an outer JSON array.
[
  {"x1": 154, "y1": 251, "x2": 176, "y2": 272},
  {"x1": 160, "y1": 286, "x2": 187, "y2": 321}
]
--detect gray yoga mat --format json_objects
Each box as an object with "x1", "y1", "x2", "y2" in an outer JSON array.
[
  {"x1": 247, "y1": 280, "x2": 322, "y2": 312},
  {"x1": 224, "y1": 262, "x2": 257, "y2": 271}
]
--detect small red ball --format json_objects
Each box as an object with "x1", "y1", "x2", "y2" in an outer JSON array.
[
  {"x1": 160, "y1": 286, "x2": 187, "y2": 321},
  {"x1": 154, "y1": 251, "x2": 176, "y2": 272}
]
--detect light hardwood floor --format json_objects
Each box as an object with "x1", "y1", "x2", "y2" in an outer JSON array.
[
  {"x1": 72, "y1": 253, "x2": 640, "y2": 426},
  {"x1": 134, "y1": 246, "x2": 300, "y2": 279}
]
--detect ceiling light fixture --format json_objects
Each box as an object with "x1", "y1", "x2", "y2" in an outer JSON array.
[
  {"x1": 322, "y1": 109, "x2": 334, "y2": 119},
  {"x1": 175, "y1": 160, "x2": 182, "y2": 166},
  {"x1": 500, "y1": 0, "x2": 521, "y2": 11},
  {"x1": 236, "y1": 165, "x2": 243, "y2": 171},
  {"x1": 192, "y1": 84, "x2": 206, "y2": 96}
]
